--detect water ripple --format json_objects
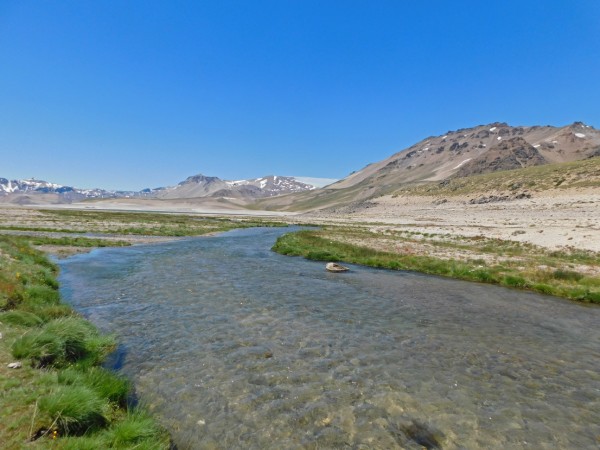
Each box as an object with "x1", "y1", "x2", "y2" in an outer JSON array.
[{"x1": 59, "y1": 228, "x2": 600, "y2": 449}]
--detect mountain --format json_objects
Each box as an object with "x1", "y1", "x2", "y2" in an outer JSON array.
[
  {"x1": 0, "y1": 178, "x2": 163, "y2": 205},
  {"x1": 0, "y1": 174, "x2": 320, "y2": 204},
  {"x1": 330, "y1": 121, "x2": 600, "y2": 190},
  {"x1": 254, "y1": 121, "x2": 600, "y2": 212},
  {"x1": 157, "y1": 175, "x2": 317, "y2": 200}
]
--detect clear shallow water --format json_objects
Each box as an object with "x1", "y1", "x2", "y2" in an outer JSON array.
[{"x1": 58, "y1": 227, "x2": 600, "y2": 449}]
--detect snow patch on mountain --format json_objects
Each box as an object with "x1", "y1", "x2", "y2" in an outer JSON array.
[{"x1": 291, "y1": 177, "x2": 338, "y2": 188}]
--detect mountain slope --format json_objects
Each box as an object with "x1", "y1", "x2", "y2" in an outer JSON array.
[
  {"x1": 254, "y1": 121, "x2": 600, "y2": 212},
  {"x1": 332, "y1": 121, "x2": 600, "y2": 190},
  {"x1": 454, "y1": 137, "x2": 547, "y2": 178}
]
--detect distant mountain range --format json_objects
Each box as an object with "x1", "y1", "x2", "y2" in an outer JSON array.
[
  {"x1": 0, "y1": 177, "x2": 159, "y2": 204},
  {"x1": 0, "y1": 174, "x2": 325, "y2": 205},
  {"x1": 3, "y1": 121, "x2": 598, "y2": 208}
]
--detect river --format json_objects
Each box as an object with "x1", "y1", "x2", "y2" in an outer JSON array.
[{"x1": 58, "y1": 227, "x2": 600, "y2": 449}]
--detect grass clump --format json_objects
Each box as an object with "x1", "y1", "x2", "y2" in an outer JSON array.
[
  {"x1": 44, "y1": 317, "x2": 109, "y2": 362},
  {"x1": 26, "y1": 303, "x2": 74, "y2": 322},
  {"x1": 58, "y1": 366, "x2": 130, "y2": 405},
  {"x1": 552, "y1": 269, "x2": 584, "y2": 281},
  {"x1": 0, "y1": 310, "x2": 44, "y2": 327},
  {"x1": 502, "y1": 275, "x2": 528, "y2": 288},
  {"x1": 25, "y1": 235, "x2": 132, "y2": 248},
  {"x1": 24, "y1": 284, "x2": 61, "y2": 305},
  {"x1": 108, "y1": 410, "x2": 166, "y2": 447},
  {"x1": 39, "y1": 385, "x2": 108, "y2": 435},
  {"x1": 11, "y1": 330, "x2": 64, "y2": 367},
  {"x1": 12, "y1": 317, "x2": 116, "y2": 367}
]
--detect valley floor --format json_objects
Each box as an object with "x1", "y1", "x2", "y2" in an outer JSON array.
[
  {"x1": 301, "y1": 187, "x2": 600, "y2": 252},
  {"x1": 1, "y1": 185, "x2": 599, "y2": 301}
]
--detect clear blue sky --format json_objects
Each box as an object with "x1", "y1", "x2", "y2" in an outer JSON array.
[{"x1": 1, "y1": 1, "x2": 599, "y2": 190}]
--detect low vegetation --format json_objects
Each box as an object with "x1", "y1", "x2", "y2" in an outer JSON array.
[
  {"x1": 273, "y1": 227, "x2": 600, "y2": 303},
  {"x1": 0, "y1": 235, "x2": 170, "y2": 448},
  {"x1": 393, "y1": 156, "x2": 600, "y2": 198},
  {"x1": 0, "y1": 209, "x2": 286, "y2": 237}
]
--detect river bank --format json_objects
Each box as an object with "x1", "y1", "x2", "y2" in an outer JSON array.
[
  {"x1": 0, "y1": 235, "x2": 171, "y2": 448},
  {"x1": 0, "y1": 210, "x2": 286, "y2": 447},
  {"x1": 57, "y1": 226, "x2": 600, "y2": 448},
  {"x1": 2, "y1": 205, "x2": 599, "y2": 447},
  {"x1": 275, "y1": 181, "x2": 600, "y2": 302},
  {"x1": 1, "y1": 202, "x2": 598, "y2": 301}
]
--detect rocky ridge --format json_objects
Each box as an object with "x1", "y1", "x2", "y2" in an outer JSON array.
[{"x1": 330, "y1": 121, "x2": 600, "y2": 191}]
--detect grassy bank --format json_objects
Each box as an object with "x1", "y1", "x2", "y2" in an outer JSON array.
[
  {"x1": 0, "y1": 208, "x2": 286, "y2": 237},
  {"x1": 0, "y1": 235, "x2": 170, "y2": 448},
  {"x1": 272, "y1": 228, "x2": 600, "y2": 303}
]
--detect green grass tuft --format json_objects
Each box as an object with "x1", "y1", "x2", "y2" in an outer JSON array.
[
  {"x1": 24, "y1": 284, "x2": 61, "y2": 305},
  {"x1": 12, "y1": 317, "x2": 116, "y2": 367},
  {"x1": 502, "y1": 275, "x2": 528, "y2": 288},
  {"x1": 58, "y1": 367, "x2": 130, "y2": 406},
  {"x1": 12, "y1": 330, "x2": 64, "y2": 366},
  {"x1": 39, "y1": 385, "x2": 108, "y2": 435},
  {"x1": 552, "y1": 269, "x2": 584, "y2": 281},
  {"x1": 43, "y1": 317, "x2": 98, "y2": 361},
  {"x1": 306, "y1": 250, "x2": 341, "y2": 261},
  {"x1": 108, "y1": 409, "x2": 166, "y2": 447},
  {"x1": 27, "y1": 303, "x2": 74, "y2": 321},
  {"x1": 0, "y1": 310, "x2": 44, "y2": 327}
]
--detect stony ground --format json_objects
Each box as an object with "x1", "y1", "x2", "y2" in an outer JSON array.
[{"x1": 301, "y1": 187, "x2": 600, "y2": 252}]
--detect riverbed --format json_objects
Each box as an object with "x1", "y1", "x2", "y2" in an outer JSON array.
[{"x1": 58, "y1": 227, "x2": 600, "y2": 449}]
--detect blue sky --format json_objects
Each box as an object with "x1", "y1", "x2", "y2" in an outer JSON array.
[{"x1": 1, "y1": 1, "x2": 599, "y2": 190}]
